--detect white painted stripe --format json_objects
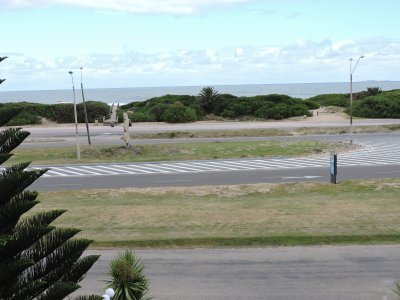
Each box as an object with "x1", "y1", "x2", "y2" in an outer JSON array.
[
  {"x1": 126, "y1": 164, "x2": 168, "y2": 173},
  {"x1": 174, "y1": 162, "x2": 216, "y2": 171},
  {"x1": 192, "y1": 161, "x2": 248, "y2": 170},
  {"x1": 233, "y1": 160, "x2": 324, "y2": 169},
  {"x1": 96, "y1": 165, "x2": 137, "y2": 174},
  {"x1": 109, "y1": 165, "x2": 141, "y2": 174},
  {"x1": 51, "y1": 166, "x2": 83, "y2": 175},
  {"x1": 183, "y1": 161, "x2": 230, "y2": 171},
  {"x1": 157, "y1": 163, "x2": 201, "y2": 172},
  {"x1": 85, "y1": 165, "x2": 120, "y2": 175},
  {"x1": 45, "y1": 170, "x2": 68, "y2": 176},
  {"x1": 65, "y1": 166, "x2": 102, "y2": 175}
]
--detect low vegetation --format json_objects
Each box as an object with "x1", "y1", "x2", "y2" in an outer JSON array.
[
  {"x1": 128, "y1": 124, "x2": 400, "y2": 140},
  {"x1": 351, "y1": 89, "x2": 400, "y2": 118},
  {"x1": 121, "y1": 90, "x2": 317, "y2": 123},
  {"x1": 34, "y1": 179, "x2": 400, "y2": 248},
  {"x1": 9, "y1": 140, "x2": 351, "y2": 165},
  {"x1": 3, "y1": 87, "x2": 399, "y2": 125},
  {"x1": 307, "y1": 87, "x2": 400, "y2": 118},
  {"x1": 0, "y1": 101, "x2": 110, "y2": 126}
]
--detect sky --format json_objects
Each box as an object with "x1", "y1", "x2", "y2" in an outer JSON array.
[{"x1": 1, "y1": 0, "x2": 400, "y2": 91}]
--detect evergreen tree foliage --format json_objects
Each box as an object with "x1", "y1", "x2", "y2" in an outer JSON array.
[{"x1": 0, "y1": 106, "x2": 100, "y2": 299}]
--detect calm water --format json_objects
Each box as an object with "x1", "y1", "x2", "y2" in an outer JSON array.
[{"x1": 1, "y1": 81, "x2": 399, "y2": 105}]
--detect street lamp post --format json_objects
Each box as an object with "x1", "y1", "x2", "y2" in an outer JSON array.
[
  {"x1": 349, "y1": 55, "x2": 364, "y2": 144},
  {"x1": 80, "y1": 67, "x2": 91, "y2": 145},
  {"x1": 69, "y1": 71, "x2": 81, "y2": 160}
]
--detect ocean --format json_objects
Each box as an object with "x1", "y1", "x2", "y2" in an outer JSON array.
[{"x1": 0, "y1": 81, "x2": 399, "y2": 105}]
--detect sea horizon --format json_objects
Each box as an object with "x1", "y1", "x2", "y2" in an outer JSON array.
[{"x1": 1, "y1": 81, "x2": 399, "y2": 105}]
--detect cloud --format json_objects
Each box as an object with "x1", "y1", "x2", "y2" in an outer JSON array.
[
  {"x1": 0, "y1": 0, "x2": 255, "y2": 14},
  {"x1": 3, "y1": 37, "x2": 400, "y2": 90}
]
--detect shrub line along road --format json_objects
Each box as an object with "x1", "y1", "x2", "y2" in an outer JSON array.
[{"x1": 31, "y1": 133, "x2": 400, "y2": 190}]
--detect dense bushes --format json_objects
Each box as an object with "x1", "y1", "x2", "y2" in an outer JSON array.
[
  {"x1": 307, "y1": 94, "x2": 349, "y2": 107},
  {"x1": 0, "y1": 101, "x2": 110, "y2": 125},
  {"x1": 351, "y1": 90, "x2": 400, "y2": 118},
  {"x1": 218, "y1": 94, "x2": 312, "y2": 120},
  {"x1": 163, "y1": 102, "x2": 197, "y2": 123},
  {"x1": 13, "y1": 87, "x2": 400, "y2": 125},
  {"x1": 306, "y1": 87, "x2": 385, "y2": 108},
  {"x1": 121, "y1": 92, "x2": 313, "y2": 122}
]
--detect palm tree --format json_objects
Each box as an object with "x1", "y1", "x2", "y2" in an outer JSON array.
[
  {"x1": 106, "y1": 250, "x2": 150, "y2": 300},
  {"x1": 198, "y1": 86, "x2": 220, "y2": 114}
]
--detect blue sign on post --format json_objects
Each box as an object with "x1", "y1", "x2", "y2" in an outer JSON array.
[{"x1": 330, "y1": 152, "x2": 337, "y2": 184}]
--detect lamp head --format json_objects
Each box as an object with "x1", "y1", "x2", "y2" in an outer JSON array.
[
  {"x1": 360, "y1": 55, "x2": 365, "y2": 58},
  {"x1": 105, "y1": 288, "x2": 115, "y2": 297},
  {"x1": 69, "y1": 71, "x2": 73, "y2": 74}
]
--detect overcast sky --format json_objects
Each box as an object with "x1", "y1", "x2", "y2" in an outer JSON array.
[{"x1": 1, "y1": 0, "x2": 400, "y2": 91}]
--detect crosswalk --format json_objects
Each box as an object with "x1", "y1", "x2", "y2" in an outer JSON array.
[{"x1": 32, "y1": 137, "x2": 400, "y2": 178}]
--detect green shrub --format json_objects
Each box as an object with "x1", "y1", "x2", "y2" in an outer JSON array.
[
  {"x1": 219, "y1": 95, "x2": 311, "y2": 120},
  {"x1": 163, "y1": 102, "x2": 197, "y2": 123},
  {"x1": 307, "y1": 94, "x2": 349, "y2": 107},
  {"x1": 352, "y1": 90, "x2": 400, "y2": 118},
  {"x1": 5, "y1": 111, "x2": 42, "y2": 126},
  {"x1": 150, "y1": 104, "x2": 171, "y2": 121},
  {"x1": 353, "y1": 87, "x2": 383, "y2": 100},
  {"x1": 0, "y1": 101, "x2": 109, "y2": 124},
  {"x1": 302, "y1": 100, "x2": 320, "y2": 110},
  {"x1": 128, "y1": 111, "x2": 156, "y2": 122},
  {"x1": 81, "y1": 101, "x2": 110, "y2": 122}
]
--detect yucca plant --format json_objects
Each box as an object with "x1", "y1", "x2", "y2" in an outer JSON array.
[
  {"x1": 0, "y1": 103, "x2": 99, "y2": 299},
  {"x1": 106, "y1": 250, "x2": 150, "y2": 300},
  {"x1": 392, "y1": 280, "x2": 400, "y2": 299}
]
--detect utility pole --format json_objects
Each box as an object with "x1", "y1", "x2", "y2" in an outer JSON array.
[
  {"x1": 349, "y1": 56, "x2": 364, "y2": 144},
  {"x1": 80, "y1": 67, "x2": 91, "y2": 145},
  {"x1": 69, "y1": 71, "x2": 81, "y2": 160}
]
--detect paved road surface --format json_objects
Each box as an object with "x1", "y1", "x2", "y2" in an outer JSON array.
[
  {"x1": 31, "y1": 134, "x2": 400, "y2": 190},
  {"x1": 21, "y1": 118, "x2": 400, "y2": 148},
  {"x1": 74, "y1": 245, "x2": 400, "y2": 300}
]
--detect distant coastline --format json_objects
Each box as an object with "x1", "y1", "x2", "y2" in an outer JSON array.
[{"x1": 1, "y1": 81, "x2": 400, "y2": 105}]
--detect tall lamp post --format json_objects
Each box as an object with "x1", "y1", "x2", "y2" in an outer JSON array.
[
  {"x1": 349, "y1": 55, "x2": 364, "y2": 144},
  {"x1": 80, "y1": 67, "x2": 91, "y2": 145},
  {"x1": 69, "y1": 71, "x2": 81, "y2": 160}
]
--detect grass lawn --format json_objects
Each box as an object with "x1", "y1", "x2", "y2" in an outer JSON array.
[
  {"x1": 34, "y1": 179, "x2": 400, "y2": 248},
  {"x1": 130, "y1": 124, "x2": 400, "y2": 139},
  {"x1": 9, "y1": 140, "x2": 351, "y2": 165}
]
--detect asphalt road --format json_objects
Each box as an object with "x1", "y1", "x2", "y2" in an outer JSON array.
[
  {"x1": 74, "y1": 245, "x2": 400, "y2": 300},
  {"x1": 30, "y1": 132, "x2": 400, "y2": 191},
  {"x1": 32, "y1": 164, "x2": 400, "y2": 191},
  {"x1": 21, "y1": 119, "x2": 400, "y2": 147}
]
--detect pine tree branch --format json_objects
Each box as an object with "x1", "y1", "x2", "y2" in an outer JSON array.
[
  {"x1": 0, "y1": 165, "x2": 48, "y2": 205},
  {"x1": 0, "y1": 128, "x2": 30, "y2": 160}
]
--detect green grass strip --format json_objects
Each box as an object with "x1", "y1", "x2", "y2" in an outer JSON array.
[{"x1": 92, "y1": 234, "x2": 400, "y2": 249}]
